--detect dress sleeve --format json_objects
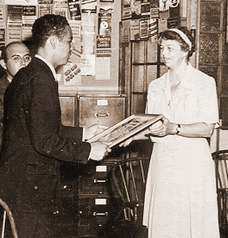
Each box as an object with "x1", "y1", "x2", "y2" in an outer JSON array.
[{"x1": 197, "y1": 76, "x2": 219, "y2": 125}]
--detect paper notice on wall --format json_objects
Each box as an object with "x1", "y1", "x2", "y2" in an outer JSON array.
[
  {"x1": 0, "y1": 29, "x2": 5, "y2": 42},
  {"x1": 98, "y1": 8, "x2": 112, "y2": 36},
  {"x1": 81, "y1": 12, "x2": 95, "y2": 55},
  {"x1": 121, "y1": 19, "x2": 130, "y2": 43},
  {"x1": 130, "y1": 19, "x2": 140, "y2": 41},
  {"x1": 140, "y1": 18, "x2": 149, "y2": 40},
  {"x1": 38, "y1": 0, "x2": 53, "y2": 3},
  {"x1": 81, "y1": 30, "x2": 95, "y2": 55},
  {"x1": 95, "y1": 57, "x2": 110, "y2": 80},
  {"x1": 97, "y1": 35, "x2": 111, "y2": 48},
  {"x1": 148, "y1": 18, "x2": 158, "y2": 41},
  {"x1": 53, "y1": 0, "x2": 68, "y2": 17},
  {"x1": 38, "y1": 4, "x2": 53, "y2": 17},
  {"x1": 22, "y1": 6, "x2": 37, "y2": 41},
  {"x1": 160, "y1": 0, "x2": 179, "y2": 11},
  {"x1": 81, "y1": 0, "x2": 97, "y2": 13},
  {"x1": 0, "y1": 6, "x2": 5, "y2": 28},
  {"x1": 63, "y1": 62, "x2": 81, "y2": 85},
  {"x1": 7, "y1": 23, "x2": 22, "y2": 43},
  {"x1": 69, "y1": 20, "x2": 81, "y2": 53},
  {"x1": 68, "y1": 0, "x2": 81, "y2": 20},
  {"x1": 81, "y1": 54, "x2": 95, "y2": 76},
  {"x1": 6, "y1": 0, "x2": 38, "y2": 5},
  {"x1": 122, "y1": 0, "x2": 131, "y2": 19},
  {"x1": 7, "y1": 5, "x2": 22, "y2": 22}
]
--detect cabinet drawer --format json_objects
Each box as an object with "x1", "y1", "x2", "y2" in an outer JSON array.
[
  {"x1": 78, "y1": 95, "x2": 125, "y2": 127},
  {"x1": 78, "y1": 163, "x2": 116, "y2": 196},
  {"x1": 78, "y1": 196, "x2": 111, "y2": 226}
]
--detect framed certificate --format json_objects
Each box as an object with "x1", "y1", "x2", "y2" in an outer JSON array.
[{"x1": 87, "y1": 114, "x2": 163, "y2": 147}]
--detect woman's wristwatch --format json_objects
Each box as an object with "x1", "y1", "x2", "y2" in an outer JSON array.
[{"x1": 175, "y1": 124, "x2": 181, "y2": 134}]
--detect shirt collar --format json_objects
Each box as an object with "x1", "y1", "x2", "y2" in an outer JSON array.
[{"x1": 35, "y1": 54, "x2": 57, "y2": 81}]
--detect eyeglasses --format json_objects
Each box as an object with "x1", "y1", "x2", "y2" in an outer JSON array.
[{"x1": 9, "y1": 55, "x2": 32, "y2": 64}]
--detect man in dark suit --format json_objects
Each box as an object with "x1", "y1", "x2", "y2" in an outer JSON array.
[
  {"x1": 0, "y1": 42, "x2": 31, "y2": 152},
  {"x1": 0, "y1": 14, "x2": 111, "y2": 238}
]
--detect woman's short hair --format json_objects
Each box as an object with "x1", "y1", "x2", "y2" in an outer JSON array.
[{"x1": 158, "y1": 27, "x2": 195, "y2": 60}]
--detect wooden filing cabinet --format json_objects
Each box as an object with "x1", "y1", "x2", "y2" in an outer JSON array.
[
  {"x1": 77, "y1": 95, "x2": 126, "y2": 237},
  {"x1": 59, "y1": 95, "x2": 77, "y2": 127},
  {"x1": 58, "y1": 94, "x2": 126, "y2": 237}
]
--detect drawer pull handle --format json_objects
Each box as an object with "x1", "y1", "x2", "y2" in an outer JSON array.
[
  {"x1": 94, "y1": 179, "x2": 107, "y2": 183},
  {"x1": 93, "y1": 212, "x2": 108, "y2": 216},
  {"x1": 95, "y1": 113, "x2": 109, "y2": 117}
]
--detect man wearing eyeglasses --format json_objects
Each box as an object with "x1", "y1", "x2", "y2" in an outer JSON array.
[{"x1": 0, "y1": 42, "x2": 31, "y2": 152}]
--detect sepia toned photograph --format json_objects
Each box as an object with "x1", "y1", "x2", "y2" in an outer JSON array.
[{"x1": 87, "y1": 114, "x2": 163, "y2": 147}]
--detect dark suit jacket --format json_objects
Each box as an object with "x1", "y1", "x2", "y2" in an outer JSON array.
[
  {"x1": 0, "y1": 74, "x2": 9, "y2": 150},
  {"x1": 0, "y1": 57, "x2": 91, "y2": 213}
]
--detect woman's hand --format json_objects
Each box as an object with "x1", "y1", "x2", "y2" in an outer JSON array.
[{"x1": 148, "y1": 117, "x2": 177, "y2": 137}]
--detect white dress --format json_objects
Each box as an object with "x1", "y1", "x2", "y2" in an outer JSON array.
[{"x1": 143, "y1": 64, "x2": 220, "y2": 238}]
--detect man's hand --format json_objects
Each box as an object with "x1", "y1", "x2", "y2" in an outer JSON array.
[
  {"x1": 89, "y1": 142, "x2": 111, "y2": 161},
  {"x1": 84, "y1": 124, "x2": 108, "y2": 140}
]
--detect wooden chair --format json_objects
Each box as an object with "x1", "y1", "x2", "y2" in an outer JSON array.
[
  {"x1": 212, "y1": 150, "x2": 228, "y2": 236},
  {"x1": 111, "y1": 157, "x2": 149, "y2": 224},
  {"x1": 98, "y1": 157, "x2": 149, "y2": 238},
  {"x1": 0, "y1": 198, "x2": 18, "y2": 238}
]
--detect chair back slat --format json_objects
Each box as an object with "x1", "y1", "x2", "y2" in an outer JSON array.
[
  {"x1": 111, "y1": 157, "x2": 150, "y2": 223},
  {"x1": 129, "y1": 163, "x2": 139, "y2": 202},
  {"x1": 216, "y1": 153, "x2": 228, "y2": 189},
  {"x1": 212, "y1": 150, "x2": 228, "y2": 234},
  {"x1": 0, "y1": 199, "x2": 18, "y2": 238},
  {"x1": 140, "y1": 160, "x2": 146, "y2": 185},
  {"x1": 119, "y1": 164, "x2": 131, "y2": 203}
]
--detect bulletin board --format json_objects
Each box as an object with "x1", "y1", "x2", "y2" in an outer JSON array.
[{"x1": 0, "y1": 0, "x2": 121, "y2": 93}]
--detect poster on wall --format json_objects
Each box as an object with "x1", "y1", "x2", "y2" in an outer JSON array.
[
  {"x1": 95, "y1": 57, "x2": 110, "y2": 80},
  {"x1": 0, "y1": 6, "x2": 5, "y2": 28},
  {"x1": 121, "y1": 19, "x2": 130, "y2": 43},
  {"x1": 131, "y1": 0, "x2": 141, "y2": 19},
  {"x1": 53, "y1": 0, "x2": 68, "y2": 17},
  {"x1": 129, "y1": 19, "x2": 140, "y2": 41},
  {"x1": 22, "y1": 6, "x2": 36, "y2": 41},
  {"x1": 140, "y1": 18, "x2": 148, "y2": 40},
  {"x1": 150, "y1": 0, "x2": 159, "y2": 18},
  {"x1": 81, "y1": 0, "x2": 97, "y2": 13},
  {"x1": 122, "y1": 0, "x2": 131, "y2": 19},
  {"x1": 97, "y1": 35, "x2": 111, "y2": 48},
  {"x1": 0, "y1": 28, "x2": 5, "y2": 42},
  {"x1": 6, "y1": 0, "x2": 38, "y2": 5},
  {"x1": 38, "y1": 0, "x2": 53, "y2": 3},
  {"x1": 63, "y1": 62, "x2": 81, "y2": 85},
  {"x1": 68, "y1": 0, "x2": 81, "y2": 20},
  {"x1": 6, "y1": 5, "x2": 23, "y2": 44},
  {"x1": 148, "y1": 18, "x2": 158, "y2": 42},
  {"x1": 38, "y1": 4, "x2": 52, "y2": 17},
  {"x1": 81, "y1": 54, "x2": 95, "y2": 76}
]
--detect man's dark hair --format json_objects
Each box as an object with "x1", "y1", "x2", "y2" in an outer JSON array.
[{"x1": 32, "y1": 14, "x2": 70, "y2": 48}]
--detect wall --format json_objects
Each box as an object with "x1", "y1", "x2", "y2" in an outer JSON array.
[
  {"x1": 1, "y1": 0, "x2": 121, "y2": 94},
  {"x1": 197, "y1": 0, "x2": 228, "y2": 153}
]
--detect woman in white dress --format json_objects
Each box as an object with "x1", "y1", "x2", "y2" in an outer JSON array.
[{"x1": 140, "y1": 27, "x2": 220, "y2": 238}]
